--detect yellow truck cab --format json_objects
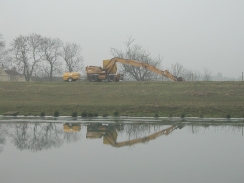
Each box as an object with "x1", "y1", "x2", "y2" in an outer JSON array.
[{"x1": 63, "y1": 72, "x2": 81, "y2": 82}]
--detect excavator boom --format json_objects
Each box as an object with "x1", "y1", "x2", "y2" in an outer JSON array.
[
  {"x1": 104, "y1": 125, "x2": 179, "y2": 148},
  {"x1": 86, "y1": 123, "x2": 184, "y2": 148},
  {"x1": 104, "y1": 57, "x2": 183, "y2": 81}
]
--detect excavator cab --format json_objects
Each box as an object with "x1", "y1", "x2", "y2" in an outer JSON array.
[
  {"x1": 86, "y1": 123, "x2": 124, "y2": 140},
  {"x1": 86, "y1": 123, "x2": 108, "y2": 138}
]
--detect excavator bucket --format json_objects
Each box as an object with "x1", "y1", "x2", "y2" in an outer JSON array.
[{"x1": 177, "y1": 77, "x2": 183, "y2": 82}]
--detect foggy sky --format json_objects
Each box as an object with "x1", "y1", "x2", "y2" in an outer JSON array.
[{"x1": 1, "y1": 0, "x2": 244, "y2": 78}]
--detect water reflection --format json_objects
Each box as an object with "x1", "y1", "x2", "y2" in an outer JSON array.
[
  {"x1": 0, "y1": 121, "x2": 243, "y2": 152},
  {"x1": 0, "y1": 124, "x2": 6, "y2": 153},
  {"x1": 63, "y1": 123, "x2": 81, "y2": 143},
  {"x1": 187, "y1": 123, "x2": 244, "y2": 135},
  {"x1": 11, "y1": 123, "x2": 64, "y2": 152},
  {"x1": 86, "y1": 123, "x2": 180, "y2": 147},
  {"x1": 1, "y1": 120, "x2": 244, "y2": 183}
]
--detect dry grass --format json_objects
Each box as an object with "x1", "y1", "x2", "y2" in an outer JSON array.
[{"x1": 0, "y1": 81, "x2": 244, "y2": 117}]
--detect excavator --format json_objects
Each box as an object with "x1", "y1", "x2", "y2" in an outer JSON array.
[
  {"x1": 86, "y1": 123, "x2": 183, "y2": 148},
  {"x1": 85, "y1": 57, "x2": 183, "y2": 82}
]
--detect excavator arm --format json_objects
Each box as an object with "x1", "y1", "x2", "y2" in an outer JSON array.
[
  {"x1": 104, "y1": 125, "x2": 179, "y2": 148},
  {"x1": 104, "y1": 57, "x2": 183, "y2": 81}
]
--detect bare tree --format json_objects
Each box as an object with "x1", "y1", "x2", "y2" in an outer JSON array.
[
  {"x1": 171, "y1": 63, "x2": 201, "y2": 81},
  {"x1": 181, "y1": 68, "x2": 192, "y2": 81},
  {"x1": 203, "y1": 67, "x2": 212, "y2": 81},
  {"x1": 192, "y1": 70, "x2": 201, "y2": 81},
  {"x1": 0, "y1": 34, "x2": 8, "y2": 68},
  {"x1": 171, "y1": 62, "x2": 183, "y2": 78},
  {"x1": 40, "y1": 37, "x2": 63, "y2": 81},
  {"x1": 0, "y1": 34, "x2": 5, "y2": 62},
  {"x1": 61, "y1": 43, "x2": 83, "y2": 72},
  {"x1": 111, "y1": 37, "x2": 163, "y2": 81},
  {"x1": 10, "y1": 33, "x2": 43, "y2": 81},
  {"x1": 0, "y1": 34, "x2": 4, "y2": 48},
  {"x1": 181, "y1": 69, "x2": 201, "y2": 81}
]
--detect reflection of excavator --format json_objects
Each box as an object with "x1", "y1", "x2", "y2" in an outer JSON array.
[
  {"x1": 86, "y1": 123, "x2": 123, "y2": 139},
  {"x1": 85, "y1": 57, "x2": 183, "y2": 82},
  {"x1": 86, "y1": 123, "x2": 183, "y2": 148},
  {"x1": 63, "y1": 123, "x2": 81, "y2": 132}
]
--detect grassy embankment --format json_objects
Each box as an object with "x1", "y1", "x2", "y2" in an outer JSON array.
[{"x1": 0, "y1": 81, "x2": 244, "y2": 118}]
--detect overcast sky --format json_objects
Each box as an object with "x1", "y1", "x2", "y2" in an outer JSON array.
[{"x1": 1, "y1": 0, "x2": 244, "y2": 78}]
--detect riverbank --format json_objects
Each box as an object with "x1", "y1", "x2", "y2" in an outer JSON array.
[
  {"x1": 1, "y1": 115, "x2": 244, "y2": 124},
  {"x1": 0, "y1": 81, "x2": 244, "y2": 118}
]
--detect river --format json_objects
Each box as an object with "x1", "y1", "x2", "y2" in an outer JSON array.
[{"x1": 0, "y1": 116, "x2": 244, "y2": 183}]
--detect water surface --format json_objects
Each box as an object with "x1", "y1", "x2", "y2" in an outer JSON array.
[{"x1": 0, "y1": 117, "x2": 244, "y2": 183}]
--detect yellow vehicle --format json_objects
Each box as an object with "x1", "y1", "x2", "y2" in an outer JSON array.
[
  {"x1": 85, "y1": 57, "x2": 183, "y2": 82},
  {"x1": 63, "y1": 123, "x2": 81, "y2": 132},
  {"x1": 63, "y1": 72, "x2": 81, "y2": 82},
  {"x1": 86, "y1": 123, "x2": 183, "y2": 148},
  {"x1": 85, "y1": 59, "x2": 123, "y2": 82}
]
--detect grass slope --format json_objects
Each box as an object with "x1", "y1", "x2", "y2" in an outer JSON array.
[{"x1": 0, "y1": 81, "x2": 244, "y2": 118}]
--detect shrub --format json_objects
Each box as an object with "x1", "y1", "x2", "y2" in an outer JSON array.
[
  {"x1": 226, "y1": 114, "x2": 231, "y2": 119},
  {"x1": 81, "y1": 112, "x2": 87, "y2": 117},
  {"x1": 93, "y1": 113, "x2": 98, "y2": 117},
  {"x1": 102, "y1": 113, "x2": 108, "y2": 117},
  {"x1": 181, "y1": 113, "x2": 185, "y2": 118},
  {"x1": 154, "y1": 113, "x2": 159, "y2": 117},
  {"x1": 88, "y1": 113, "x2": 93, "y2": 117},
  {"x1": 40, "y1": 112, "x2": 45, "y2": 117},
  {"x1": 54, "y1": 111, "x2": 59, "y2": 117},
  {"x1": 114, "y1": 111, "x2": 119, "y2": 116},
  {"x1": 72, "y1": 112, "x2": 77, "y2": 117}
]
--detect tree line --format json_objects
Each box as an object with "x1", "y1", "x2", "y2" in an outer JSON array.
[
  {"x1": 0, "y1": 33, "x2": 83, "y2": 81},
  {"x1": 1, "y1": 34, "x2": 212, "y2": 81}
]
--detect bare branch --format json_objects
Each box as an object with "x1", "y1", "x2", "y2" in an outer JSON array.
[
  {"x1": 40, "y1": 37, "x2": 63, "y2": 81},
  {"x1": 203, "y1": 67, "x2": 212, "y2": 81},
  {"x1": 10, "y1": 33, "x2": 43, "y2": 81},
  {"x1": 0, "y1": 34, "x2": 8, "y2": 67},
  {"x1": 111, "y1": 38, "x2": 163, "y2": 81},
  {"x1": 61, "y1": 43, "x2": 84, "y2": 72}
]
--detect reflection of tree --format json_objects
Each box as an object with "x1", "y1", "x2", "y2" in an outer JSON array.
[
  {"x1": 63, "y1": 123, "x2": 81, "y2": 143},
  {"x1": 0, "y1": 124, "x2": 7, "y2": 153},
  {"x1": 1, "y1": 122, "x2": 244, "y2": 152},
  {"x1": 11, "y1": 123, "x2": 64, "y2": 152},
  {"x1": 63, "y1": 133, "x2": 81, "y2": 143},
  {"x1": 123, "y1": 123, "x2": 244, "y2": 138},
  {"x1": 187, "y1": 123, "x2": 244, "y2": 135},
  {"x1": 9, "y1": 123, "x2": 82, "y2": 151},
  {"x1": 123, "y1": 124, "x2": 167, "y2": 140},
  {"x1": 188, "y1": 124, "x2": 202, "y2": 134}
]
